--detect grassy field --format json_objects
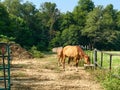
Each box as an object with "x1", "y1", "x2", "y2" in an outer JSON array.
[
  {"x1": 86, "y1": 50, "x2": 120, "y2": 69},
  {"x1": 86, "y1": 50, "x2": 120, "y2": 90}
]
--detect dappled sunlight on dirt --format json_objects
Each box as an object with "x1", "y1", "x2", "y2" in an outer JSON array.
[{"x1": 11, "y1": 54, "x2": 104, "y2": 90}]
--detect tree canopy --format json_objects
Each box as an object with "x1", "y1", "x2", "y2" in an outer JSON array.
[{"x1": 0, "y1": 0, "x2": 120, "y2": 51}]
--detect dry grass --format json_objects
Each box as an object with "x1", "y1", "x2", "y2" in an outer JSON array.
[{"x1": 10, "y1": 54, "x2": 104, "y2": 90}]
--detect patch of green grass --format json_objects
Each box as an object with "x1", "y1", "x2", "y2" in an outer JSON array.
[
  {"x1": 87, "y1": 51, "x2": 120, "y2": 69},
  {"x1": 60, "y1": 73, "x2": 81, "y2": 80},
  {"x1": 0, "y1": 71, "x2": 3, "y2": 76},
  {"x1": 88, "y1": 65, "x2": 120, "y2": 90},
  {"x1": 12, "y1": 72, "x2": 27, "y2": 77},
  {"x1": 42, "y1": 60, "x2": 60, "y2": 70},
  {"x1": 18, "y1": 72, "x2": 27, "y2": 77},
  {"x1": 86, "y1": 51, "x2": 120, "y2": 90},
  {"x1": 11, "y1": 64, "x2": 28, "y2": 68}
]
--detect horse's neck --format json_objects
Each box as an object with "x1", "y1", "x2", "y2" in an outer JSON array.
[
  {"x1": 80, "y1": 50, "x2": 86, "y2": 56},
  {"x1": 77, "y1": 46, "x2": 86, "y2": 57}
]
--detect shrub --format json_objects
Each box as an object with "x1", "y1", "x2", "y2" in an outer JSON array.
[
  {"x1": 30, "y1": 46, "x2": 44, "y2": 58},
  {"x1": 102, "y1": 70, "x2": 120, "y2": 90}
]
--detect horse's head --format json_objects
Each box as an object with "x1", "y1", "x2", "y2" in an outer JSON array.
[{"x1": 84, "y1": 55, "x2": 90, "y2": 64}]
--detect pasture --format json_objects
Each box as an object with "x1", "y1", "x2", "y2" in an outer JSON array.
[
  {"x1": 0, "y1": 53, "x2": 103, "y2": 90},
  {"x1": 1, "y1": 50, "x2": 120, "y2": 90},
  {"x1": 92, "y1": 50, "x2": 120, "y2": 69},
  {"x1": 87, "y1": 50, "x2": 120, "y2": 90}
]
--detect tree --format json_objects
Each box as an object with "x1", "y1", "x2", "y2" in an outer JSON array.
[
  {"x1": 1, "y1": 0, "x2": 120, "y2": 51},
  {"x1": 73, "y1": 0, "x2": 95, "y2": 26},
  {"x1": 32, "y1": 11, "x2": 50, "y2": 51},
  {"x1": 60, "y1": 12, "x2": 75, "y2": 30},
  {"x1": 102, "y1": 4, "x2": 117, "y2": 30},
  {"x1": 20, "y1": 1, "x2": 37, "y2": 28},
  {"x1": 50, "y1": 31, "x2": 62, "y2": 47},
  {"x1": 40, "y1": 2, "x2": 60, "y2": 40},
  {"x1": 3, "y1": 0, "x2": 22, "y2": 16},
  {"x1": 61, "y1": 25, "x2": 80, "y2": 46},
  {"x1": 0, "y1": 3, "x2": 11, "y2": 36},
  {"x1": 82, "y1": 6, "x2": 103, "y2": 48},
  {"x1": 83, "y1": 4, "x2": 119, "y2": 50},
  {"x1": 72, "y1": 0, "x2": 95, "y2": 47},
  {"x1": 101, "y1": 4, "x2": 118, "y2": 50},
  {"x1": 116, "y1": 11, "x2": 120, "y2": 29}
]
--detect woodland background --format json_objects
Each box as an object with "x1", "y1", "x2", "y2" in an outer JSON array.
[{"x1": 0, "y1": 0, "x2": 120, "y2": 51}]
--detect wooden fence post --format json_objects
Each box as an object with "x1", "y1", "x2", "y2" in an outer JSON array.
[
  {"x1": 101, "y1": 52, "x2": 103, "y2": 67},
  {"x1": 110, "y1": 55, "x2": 112, "y2": 70},
  {"x1": 94, "y1": 49, "x2": 97, "y2": 68}
]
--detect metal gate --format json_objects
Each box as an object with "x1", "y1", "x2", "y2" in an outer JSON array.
[{"x1": 0, "y1": 43, "x2": 11, "y2": 90}]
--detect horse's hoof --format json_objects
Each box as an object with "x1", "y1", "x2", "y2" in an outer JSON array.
[{"x1": 76, "y1": 68, "x2": 79, "y2": 72}]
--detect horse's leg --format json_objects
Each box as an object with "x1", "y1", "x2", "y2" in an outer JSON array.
[
  {"x1": 62, "y1": 56, "x2": 65, "y2": 71},
  {"x1": 58, "y1": 57, "x2": 61, "y2": 66},
  {"x1": 58, "y1": 55, "x2": 63, "y2": 66},
  {"x1": 75, "y1": 59, "x2": 79, "y2": 72},
  {"x1": 60, "y1": 57, "x2": 63, "y2": 66},
  {"x1": 68, "y1": 57, "x2": 72, "y2": 71},
  {"x1": 68, "y1": 57, "x2": 71, "y2": 64}
]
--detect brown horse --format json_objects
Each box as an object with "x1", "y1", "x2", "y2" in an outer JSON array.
[
  {"x1": 62, "y1": 45, "x2": 90, "y2": 71},
  {"x1": 56, "y1": 47, "x2": 63, "y2": 66},
  {"x1": 56, "y1": 47, "x2": 73, "y2": 66}
]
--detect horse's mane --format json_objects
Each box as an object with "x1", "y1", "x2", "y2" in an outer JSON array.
[{"x1": 76, "y1": 45, "x2": 86, "y2": 56}]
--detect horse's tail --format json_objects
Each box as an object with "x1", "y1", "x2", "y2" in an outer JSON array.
[{"x1": 60, "y1": 48, "x2": 63, "y2": 59}]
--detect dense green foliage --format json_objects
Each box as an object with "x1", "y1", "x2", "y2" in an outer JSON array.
[
  {"x1": 0, "y1": 0, "x2": 120, "y2": 50},
  {"x1": 29, "y1": 46, "x2": 44, "y2": 58}
]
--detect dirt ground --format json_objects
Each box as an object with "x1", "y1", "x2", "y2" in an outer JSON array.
[{"x1": 11, "y1": 54, "x2": 104, "y2": 90}]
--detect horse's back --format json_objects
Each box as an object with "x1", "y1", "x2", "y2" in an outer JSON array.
[{"x1": 63, "y1": 45, "x2": 78, "y2": 57}]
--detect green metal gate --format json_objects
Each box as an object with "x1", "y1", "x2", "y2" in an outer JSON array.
[{"x1": 0, "y1": 43, "x2": 11, "y2": 90}]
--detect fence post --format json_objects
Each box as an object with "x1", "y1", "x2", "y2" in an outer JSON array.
[
  {"x1": 101, "y1": 52, "x2": 103, "y2": 67},
  {"x1": 94, "y1": 49, "x2": 97, "y2": 68},
  {"x1": 110, "y1": 55, "x2": 112, "y2": 70}
]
